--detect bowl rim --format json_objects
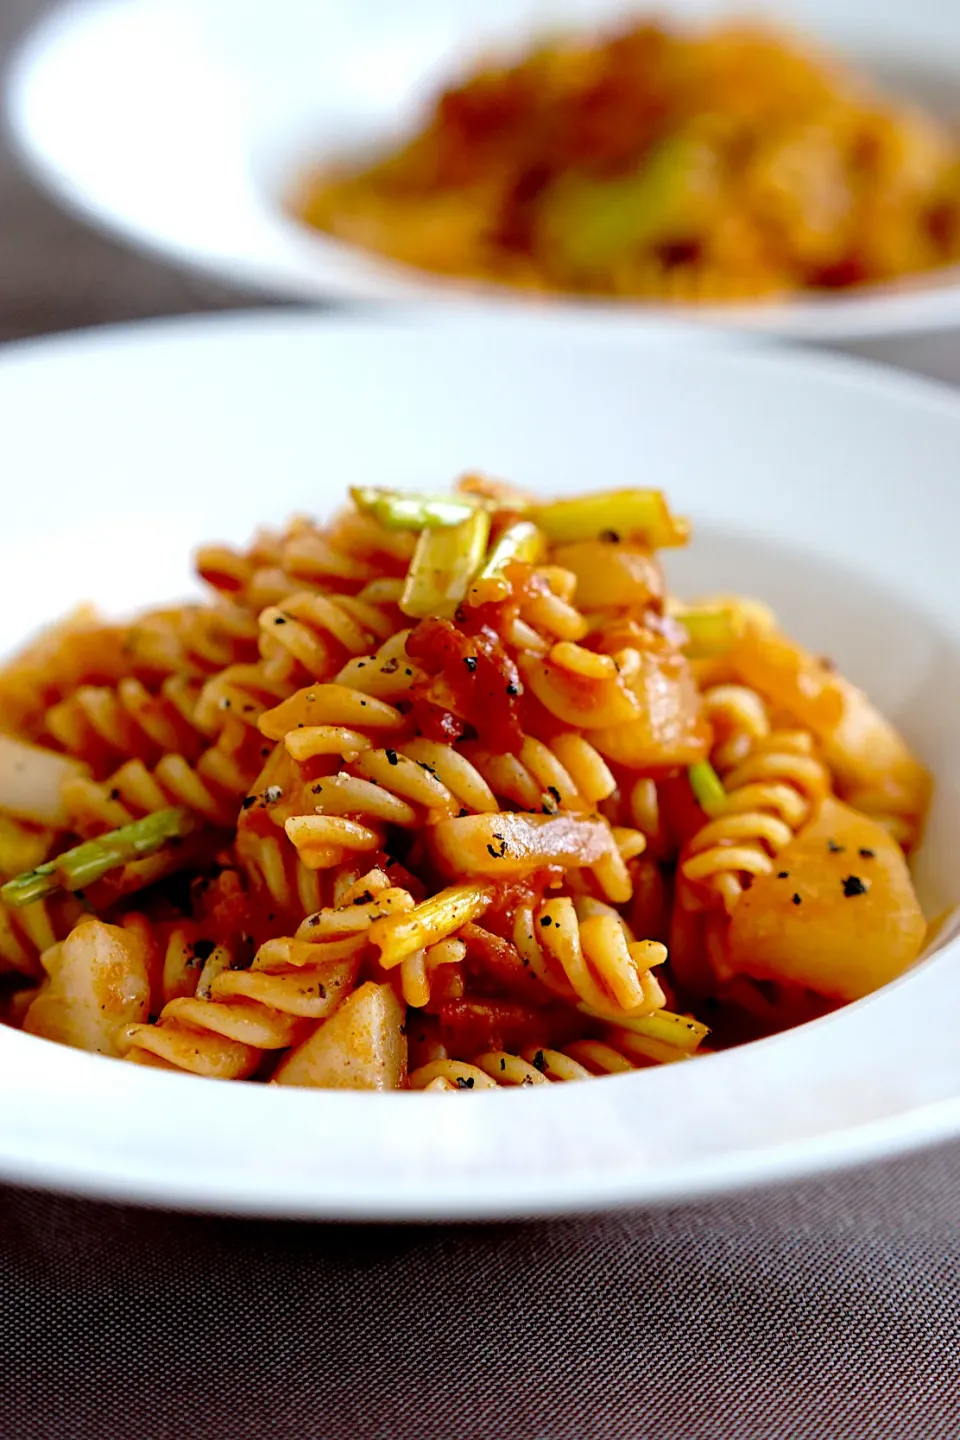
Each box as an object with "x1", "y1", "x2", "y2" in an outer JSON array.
[{"x1": 2, "y1": 307, "x2": 960, "y2": 1220}]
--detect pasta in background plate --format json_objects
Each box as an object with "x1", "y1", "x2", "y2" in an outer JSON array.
[
  {"x1": 0, "y1": 479, "x2": 931, "y2": 1089},
  {"x1": 294, "y1": 17, "x2": 960, "y2": 303}
]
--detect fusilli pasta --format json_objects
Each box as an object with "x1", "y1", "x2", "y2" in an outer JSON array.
[{"x1": 0, "y1": 477, "x2": 931, "y2": 1092}]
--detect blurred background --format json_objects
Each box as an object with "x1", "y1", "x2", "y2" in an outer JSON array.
[
  {"x1": 4, "y1": 0, "x2": 960, "y2": 380},
  {"x1": 0, "y1": 0, "x2": 252, "y2": 341}
]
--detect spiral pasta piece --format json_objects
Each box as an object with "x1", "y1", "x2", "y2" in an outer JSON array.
[
  {"x1": 625, "y1": 778, "x2": 669, "y2": 859},
  {"x1": 258, "y1": 685, "x2": 412, "y2": 868},
  {"x1": 0, "y1": 894, "x2": 81, "y2": 979},
  {"x1": 680, "y1": 728, "x2": 832, "y2": 912},
  {"x1": 442, "y1": 734, "x2": 634, "y2": 900},
  {"x1": 0, "y1": 814, "x2": 57, "y2": 882},
  {"x1": 200, "y1": 510, "x2": 414, "y2": 610},
  {"x1": 142, "y1": 920, "x2": 236, "y2": 1008},
  {"x1": 195, "y1": 524, "x2": 293, "y2": 605},
  {"x1": 257, "y1": 587, "x2": 402, "y2": 685},
  {"x1": 0, "y1": 608, "x2": 139, "y2": 740},
  {"x1": 392, "y1": 937, "x2": 467, "y2": 1010},
  {"x1": 119, "y1": 938, "x2": 360, "y2": 1080},
  {"x1": 409, "y1": 1039, "x2": 653, "y2": 1088},
  {"x1": 503, "y1": 566, "x2": 589, "y2": 654},
  {"x1": 61, "y1": 720, "x2": 261, "y2": 837},
  {"x1": 119, "y1": 866, "x2": 406, "y2": 1077},
  {"x1": 194, "y1": 583, "x2": 408, "y2": 736},
  {"x1": 282, "y1": 511, "x2": 416, "y2": 589},
  {"x1": 285, "y1": 771, "x2": 410, "y2": 870},
  {"x1": 472, "y1": 1041, "x2": 657, "y2": 1083},
  {"x1": 194, "y1": 661, "x2": 296, "y2": 735},
  {"x1": 407, "y1": 1059, "x2": 499, "y2": 1090},
  {"x1": 124, "y1": 602, "x2": 260, "y2": 679},
  {"x1": 513, "y1": 895, "x2": 666, "y2": 1016},
  {"x1": 333, "y1": 628, "x2": 426, "y2": 703},
  {"x1": 44, "y1": 675, "x2": 208, "y2": 774},
  {"x1": 463, "y1": 732, "x2": 615, "y2": 814},
  {"x1": 700, "y1": 683, "x2": 771, "y2": 771},
  {"x1": 200, "y1": 514, "x2": 410, "y2": 611},
  {"x1": 235, "y1": 828, "x2": 325, "y2": 919}
]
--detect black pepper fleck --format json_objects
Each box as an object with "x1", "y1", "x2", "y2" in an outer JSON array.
[
  {"x1": 600, "y1": 529, "x2": 620, "y2": 543},
  {"x1": 792, "y1": 893, "x2": 802, "y2": 906},
  {"x1": 455, "y1": 1077, "x2": 475, "y2": 1090},
  {"x1": 505, "y1": 683, "x2": 519, "y2": 696},
  {"x1": 827, "y1": 840, "x2": 845, "y2": 854},
  {"x1": 777, "y1": 871, "x2": 789, "y2": 879},
  {"x1": 241, "y1": 796, "x2": 257, "y2": 810},
  {"x1": 532, "y1": 1049, "x2": 546, "y2": 1073},
  {"x1": 843, "y1": 875, "x2": 868, "y2": 897},
  {"x1": 463, "y1": 656, "x2": 477, "y2": 673},
  {"x1": 859, "y1": 848, "x2": 875, "y2": 860},
  {"x1": 385, "y1": 749, "x2": 399, "y2": 766},
  {"x1": 539, "y1": 915, "x2": 552, "y2": 927}
]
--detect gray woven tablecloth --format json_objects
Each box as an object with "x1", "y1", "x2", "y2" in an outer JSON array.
[{"x1": 4, "y1": 4, "x2": 960, "y2": 1436}]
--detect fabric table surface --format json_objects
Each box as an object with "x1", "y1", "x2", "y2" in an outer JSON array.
[{"x1": 4, "y1": 3, "x2": 960, "y2": 1436}]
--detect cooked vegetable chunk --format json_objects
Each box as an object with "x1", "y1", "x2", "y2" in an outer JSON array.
[{"x1": 726, "y1": 798, "x2": 926, "y2": 1001}]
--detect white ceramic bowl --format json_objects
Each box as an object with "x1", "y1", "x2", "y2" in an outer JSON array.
[
  {"x1": 1, "y1": 309, "x2": 959, "y2": 1219},
  {"x1": 8, "y1": 0, "x2": 960, "y2": 342}
]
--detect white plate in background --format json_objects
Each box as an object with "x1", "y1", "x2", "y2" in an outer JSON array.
[
  {"x1": 7, "y1": 0, "x2": 960, "y2": 343},
  {"x1": 0, "y1": 309, "x2": 959, "y2": 1218}
]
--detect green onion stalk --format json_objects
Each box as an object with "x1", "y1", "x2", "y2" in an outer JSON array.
[
  {"x1": 350, "y1": 487, "x2": 484, "y2": 532},
  {"x1": 400, "y1": 509, "x2": 492, "y2": 620},
  {"x1": 688, "y1": 760, "x2": 726, "y2": 816},
  {"x1": 1, "y1": 808, "x2": 196, "y2": 908}
]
